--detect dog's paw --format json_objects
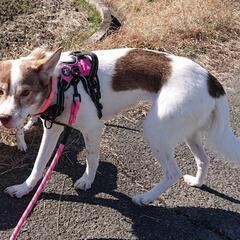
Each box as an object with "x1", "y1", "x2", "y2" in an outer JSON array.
[
  {"x1": 74, "y1": 174, "x2": 93, "y2": 191},
  {"x1": 183, "y1": 175, "x2": 203, "y2": 187},
  {"x1": 132, "y1": 193, "x2": 153, "y2": 206},
  {"x1": 4, "y1": 182, "x2": 31, "y2": 198},
  {"x1": 17, "y1": 140, "x2": 27, "y2": 152}
]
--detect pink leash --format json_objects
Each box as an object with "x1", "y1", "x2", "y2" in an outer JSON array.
[{"x1": 10, "y1": 100, "x2": 80, "y2": 240}]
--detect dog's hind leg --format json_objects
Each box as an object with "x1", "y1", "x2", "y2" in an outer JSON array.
[
  {"x1": 184, "y1": 133, "x2": 209, "y2": 187},
  {"x1": 132, "y1": 104, "x2": 182, "y2": 206},
  {"x1": 74, "y1": 122, "x2": 104, "y2": 191}
]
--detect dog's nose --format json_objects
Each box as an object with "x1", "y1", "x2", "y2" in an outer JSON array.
[{"x1": 0, "y1": 114, "x2": 12, "y2": 124}]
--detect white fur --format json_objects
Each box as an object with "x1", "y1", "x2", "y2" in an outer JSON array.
[
  {"x1": 16, "y1": 125, "x2": 27, "y2": 152},
  {"x1": 4, "y1": 48, "x2": 240, "y2": 205},
  {"x1": 16, "y1": 116, "x2": 38, "y2": 151},
  {"x1": 206, "y1": 96, "x2": 240, "y2": 166},
  {"x1": 10, "y1": 60, "x2": 23, "y2": 93}
]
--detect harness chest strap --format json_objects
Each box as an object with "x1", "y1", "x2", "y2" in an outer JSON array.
[{"x1": 35, "y1": 51, "x2": 102, "y2": 126}]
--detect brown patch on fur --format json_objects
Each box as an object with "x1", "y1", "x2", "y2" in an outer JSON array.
[
  {"x1": 30, "y1": 48, "x2": 47, "y2": 61},
  {"x1": 112, "y1": 49, "x2": 171, "y2": 92},
  {"x1": 16, "y1": 48, "x2": 62, "y2": 108},
  {"x1": 207, "y1": 73, "x2": 225, "y2": 98},
  {"x1": 0, "y1": 61, "x2": 11, "y2": 86},
  {"x1": 0, "y1": 61, "x2": 12, "y2": 100},
  {"x1": 8, "y1": 58, "x2": 52, "y2": 109}
]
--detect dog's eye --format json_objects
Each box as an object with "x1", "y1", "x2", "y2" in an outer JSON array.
[
  {"x1": 0, "y1": 89, "x2": 4, "y2": 96},
  {"x1": 21, "y1": 89, "x2": 31, "y2": 97}
]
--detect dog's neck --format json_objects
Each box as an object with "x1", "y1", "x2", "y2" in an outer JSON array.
[{"x1": 33, "y1": 76, "x2": 56, "y2": 116}]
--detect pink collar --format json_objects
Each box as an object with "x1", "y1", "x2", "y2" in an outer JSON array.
[{"x1": 32, "y1": 77, "x2": 55, "y2": 116}]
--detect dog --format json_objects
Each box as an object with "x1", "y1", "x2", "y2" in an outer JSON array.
[{"x1": 0, "y1": 47, "x2": 239, "y2": 205}]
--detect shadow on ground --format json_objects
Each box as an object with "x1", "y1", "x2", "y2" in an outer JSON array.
[
  {"x1": 44, "y1": 161, "x2": 240, "y2": 240},
  {"x1": 1, "y1": 129, "x2": 239, "y2": 240}
]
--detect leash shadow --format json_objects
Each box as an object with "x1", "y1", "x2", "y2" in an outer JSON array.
[{"x1": 199, "y1": 185, "x2": 240, "y2": 204}]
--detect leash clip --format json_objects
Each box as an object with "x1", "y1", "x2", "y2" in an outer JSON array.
[
  {"x1": 71, "y1": 66, "x2": 80, "y2": 76},
  {"x1": 44, "y1": 119, "x2": 53, "y2": 129}
]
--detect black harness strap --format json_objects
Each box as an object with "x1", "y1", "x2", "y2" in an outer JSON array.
[
  {"x1": 41, "y1": 51, "x2": 102, "y2": 128},
  {"x1": 71, "y1": 52, "x2": 103, "y2": 118}
]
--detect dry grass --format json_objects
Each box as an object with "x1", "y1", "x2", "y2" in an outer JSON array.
[
  {"x1": 82, "y1": 0, "x2": 240, "y2": 81},
  {"x1": 85, "y1": 0, "x2": 240, "y2": 57}
]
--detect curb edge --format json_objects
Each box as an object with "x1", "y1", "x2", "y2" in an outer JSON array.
[{"x1": 85, "y1": 0, "x2": 113, "y2": 44}]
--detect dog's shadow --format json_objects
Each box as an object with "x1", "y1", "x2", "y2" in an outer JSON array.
[{"x1": 0, "y1": 129, "x2": 240, "y2": 239}]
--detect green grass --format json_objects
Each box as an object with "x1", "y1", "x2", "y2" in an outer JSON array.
[
  {"x1": 63, "y1": 0, "x2": 102, "y2": 49},
  {"x1": 77, "y1": 0, "x2": 102, "y2": 25}
]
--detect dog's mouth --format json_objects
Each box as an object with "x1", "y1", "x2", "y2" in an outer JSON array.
[
  {"x1": 0, "y1": 116, "x2": 21, "y2": 129},
  {"x1": 1, "y1": 120, "x2": 16, "y2": 128}
]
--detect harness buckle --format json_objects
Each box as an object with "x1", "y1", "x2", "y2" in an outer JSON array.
[{"x1": 71, "y1": 66, "x2": 80, "y2": 76}]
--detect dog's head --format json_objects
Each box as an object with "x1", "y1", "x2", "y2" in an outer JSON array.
[{"x1": 0, "y1": 48, "x2": 62, "y2": 128}]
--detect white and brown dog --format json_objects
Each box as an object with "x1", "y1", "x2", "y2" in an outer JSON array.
[{"x1": 0, "y1": 48, "x2": 239, "y2": 205}]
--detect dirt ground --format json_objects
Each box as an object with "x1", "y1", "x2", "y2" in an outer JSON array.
[
  {"x1": 0, "y1": 1, "x2": 240, "y2": 240},
  {"x1": 0, "y1": 0, "x2": 90, "y2": 59}
]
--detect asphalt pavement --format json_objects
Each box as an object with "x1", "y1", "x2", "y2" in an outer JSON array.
[{"x1": 0, "y1": 75, "x2": 239, "y2": 240}]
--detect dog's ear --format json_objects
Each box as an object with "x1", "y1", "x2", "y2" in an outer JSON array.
[
  {"x1": 29, "y1": 47, "x2": 47, "y2": 60},
  {"x1": 36, "y1": 47, "x2": 63, "y2": 85}
]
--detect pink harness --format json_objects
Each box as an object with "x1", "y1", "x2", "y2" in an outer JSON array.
[
  {"x1": 33, "y1": 56, "x2": 92, "y2": 117},
  {"x1": 10, "y1": 55, "x2": 97, "y2": 240}
]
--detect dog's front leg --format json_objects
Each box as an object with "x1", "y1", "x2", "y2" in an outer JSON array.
[
  {"x1": 5, "y1": 123, "x2": 64, "y2": 198},
  {"x1": 16, "y1": 124, "x2": 27, "y2": 152},
  {"x1": 74, "y1": 123, "x2": 103, "y2": 191}
]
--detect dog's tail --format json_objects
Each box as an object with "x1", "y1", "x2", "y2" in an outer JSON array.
[{"x1": 206, "y1": 95, "x2": 240, "y2": 167}]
